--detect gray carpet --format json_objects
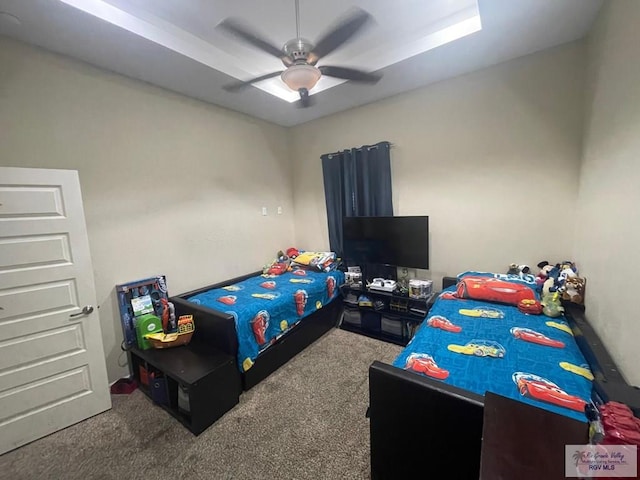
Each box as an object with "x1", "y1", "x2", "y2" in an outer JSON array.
[{"x1": 1, "y1": 328, "x2": 401, "y2": 480}]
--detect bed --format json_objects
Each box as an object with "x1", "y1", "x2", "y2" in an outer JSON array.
[
  {"x1": 368, "y1": 275, "x2": 640, "y2": 479},
  {"x1": 170, "y1": 268, "x2": 344, "y2": 391}
]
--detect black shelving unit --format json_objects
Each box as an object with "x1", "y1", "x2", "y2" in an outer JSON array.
[
  {"x1": 129, "y1": 342, "x2": 241, "y2": 435},
  {"x1": 340, "y1": 285, "x2": 436, "y2": 346}
]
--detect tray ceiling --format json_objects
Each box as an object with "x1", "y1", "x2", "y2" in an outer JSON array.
[{"x1": 0, "y1": 0, "x2": 602, "y2": 126}]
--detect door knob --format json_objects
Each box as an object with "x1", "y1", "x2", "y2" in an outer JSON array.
[{"x1": 69, "y1": 305, "x2": 94, "y2": 318}]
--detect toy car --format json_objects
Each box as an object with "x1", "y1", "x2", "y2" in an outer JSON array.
[
  {"x1": 510, "y1": 327, "x2": 565, "y2": 348},
  {"x1": 404, "y1": 353, "x2": 449, "y2": 380},
  {"x1": 512, "y1": 372, "x2": 587, "y2": 412},
  {"x1": 518, "y1": 298, "x2": 542, "y2": 314},
  {"x1": 457, "y1": 276, "x2": 536, "y2": 304},
  {"x1": 427, "y1": 315, "x2": 462, "y2": 333},
  {"x1": 448, "y1": 339, "x2": 506, "y2": 358},
  {"x1": 458, "y1": 307, "x2": 504, "y2": 319}
]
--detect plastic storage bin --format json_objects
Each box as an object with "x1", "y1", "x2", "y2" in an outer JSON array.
[
  {"x1": 343, "y1": 308, "x2": 361, "y2": 326},
  {"x1": 362, "y1": 311, "x2": 381, "y2": 333},
  {"x1": 381, "y1": 315, "x2": 403, "y2": 337}
]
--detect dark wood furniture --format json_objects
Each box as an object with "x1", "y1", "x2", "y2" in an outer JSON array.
[
  {"x1": 480, "y1": 392, "x2": 587, "y2": 480},
  {"x1": 340, "y1": 285, "x2": 435, "y2": 346},
  {"x1": 170, "y1": 270, "x2": 343, "y2": 391},
  {"x1": 130, "y1": 343, "x2": 241, "y2": 435},
  {"x1": 368, "y1": 277, "x2": 640, "y2": 480}
]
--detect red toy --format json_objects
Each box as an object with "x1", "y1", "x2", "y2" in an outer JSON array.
[
  {"x1": 513, "y1": 372, "x2": 586, "y2": 412},
  {"x1": 518, "y1": 298, "x2": 543, "y2": 314},
  {"x1": 405, "y1": 353, "x2": 449, "y2": 380},
  {"x1": 510, "y1": 327, "x2": 565, "y2": 348},
  {"x1": 427, "y1": 315, "x2": 462, "y2": 333},
  {"x1": 267, "y1": 263, "x2": 288, "y2": 275},
  {"x1": 457, "y1": 276, "x2": 536, "y2": 306}
]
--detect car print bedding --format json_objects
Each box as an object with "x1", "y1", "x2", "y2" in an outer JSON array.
[
  {"x1": 393, "y1": 284, "x2": 594, "y2": 422},
  {"x1": 187, "y1": 269, "x2": 344, "y2": 373}
]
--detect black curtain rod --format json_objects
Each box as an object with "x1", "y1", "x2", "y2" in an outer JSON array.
[{"x1": 325, "y1": 142, "x2": 394, "y2": 158}]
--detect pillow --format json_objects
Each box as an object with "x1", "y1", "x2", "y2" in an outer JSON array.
[
  {"x1": 292, "y1": 251, "x2": 336, "y2": 272},
  {"x1": 455, "y1": 272, "x2": 538, "y2": 306},
  {"x1": 457, "y1": 270, "x2": 539, "y2": 290}
]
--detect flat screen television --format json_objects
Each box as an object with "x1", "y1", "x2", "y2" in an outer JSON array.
[{"x1": 342, "y1": 216, "x2": 429, "y2": 270}]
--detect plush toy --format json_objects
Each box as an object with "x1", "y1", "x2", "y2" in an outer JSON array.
[
  {"x1": 263, "y1": 251, "x2": 292, "y2": 276},
  {"x1": 508, "y1": 263, "x2": 531, "y2": 276},
  {"x1": 286, "y1": 247, "x2": 300, "y2": 259},
  {"x1": 508, "y1": 263, "x2": 520, "y2": 275},
  {"x1": 562, "y1": 277, "x2": 586, "y2": 304},
  {"x1": 536, "y1": 261, "x2": 563, "y2": 292}
]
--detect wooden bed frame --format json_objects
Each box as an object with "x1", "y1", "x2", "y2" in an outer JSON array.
[
  {"x1": 170, "y1": 270, "x2": 342, "y2": 391},
  {"x1": 368, "y1": 277, "x2": 640, "y2": 480}
]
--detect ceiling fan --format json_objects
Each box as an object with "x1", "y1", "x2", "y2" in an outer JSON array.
[{"x1": 218, "y1": 0, "x2": 382, "y2": 107}]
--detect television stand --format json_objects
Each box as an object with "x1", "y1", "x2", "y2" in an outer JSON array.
[{"x1": 340, "y1": 285, "x2": 436, "y2": 346}]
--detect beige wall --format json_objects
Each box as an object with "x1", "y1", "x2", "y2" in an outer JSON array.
[
  {"x1": 0, "y1": 38, "x2": 294, "y2": 383},
  {"x1": 6, "y1": 27, "x2": 636, "y2": 387},
  {"x1": 575, "y1": 1, "x2": 640, "y2": 386},
  {"x1": 291, "y1": 43, "x2": 586, "y2": 288}
]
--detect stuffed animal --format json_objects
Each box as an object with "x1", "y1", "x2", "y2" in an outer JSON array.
[
  {"x1": 263, "y1": 251, "x2": 292, "y2": 275},
  {"x1": 508, "y1": 263, "x2": 520, "y2": 275},
  {"x1": 562, "y1": 277, "x2": 586, "y2": 304},
  {"x1": 541, "y1": 291, "x2": 564, "y2": 317},
  {"x1": 508, "y1": 263, "x2": 531, "y2": 276},
  {"x1": 537, "y1": 261, "x2": 562, "y2": 292}
]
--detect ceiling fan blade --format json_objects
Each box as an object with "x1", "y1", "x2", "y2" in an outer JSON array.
[
  {"x1": 319, "y1": 66, "x2": 381, "y2": 84},
  {"x1": 296, "y1": 88, "x2": 315, "y2": 108},
  {"x1": 217, "y1": 18, "x2": 284, "y2": 59},
  {"x1": 223, "y1": 71, "x2": 283, "y2": 92},
  {"x1": 309, "y1": 8, "x2": 372, "y2": 63}
]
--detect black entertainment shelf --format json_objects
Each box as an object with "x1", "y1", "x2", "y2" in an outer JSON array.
[{"x1": 340, "y1": 285, "x2": 436, "y2": 346}]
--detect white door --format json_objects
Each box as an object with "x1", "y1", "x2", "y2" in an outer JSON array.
[{"x1": 0, "y1": 167, "x2": 111, "y2": 454}]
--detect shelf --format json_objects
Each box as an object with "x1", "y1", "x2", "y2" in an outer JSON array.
[
  {"x1": 340, "y1": 289, "x2": 435, "y2": 346},
  {"x1": 341, "y1": 323, "x2": 407, "y2": 347},
  {"x1": 128, "y1": 343, "x2": 241, "y2": 435},
  {"x1": 342, "y1": 285, "x2": 434, "y2": 304}
]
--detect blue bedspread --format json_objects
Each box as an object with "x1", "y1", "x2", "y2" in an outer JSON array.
[
  {"x1": 187, "y1": 269, "x2": 344, "y2": 372},
  {"x1": 393, "y1": 288, "x2": 593, "y2": 421}
]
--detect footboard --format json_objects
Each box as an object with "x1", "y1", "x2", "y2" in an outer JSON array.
[
  {"x1": 369, "y1": 361, "x2": 484, "y2": 480},
  {"x1": 170, "y1": 271, "x2": 262, "y2": 357}
]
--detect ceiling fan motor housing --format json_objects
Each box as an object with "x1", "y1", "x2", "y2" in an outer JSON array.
[{"x1": 283, "y1": 38, "x2": 314, "y2": 64}]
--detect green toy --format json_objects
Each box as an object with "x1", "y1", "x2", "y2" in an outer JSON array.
[
  {"x1": 541, "y1": 292, "x2": 564, "y2": 318},
  {"x1": 135, "y1": 313, "x2": 163, "y2": 350}
]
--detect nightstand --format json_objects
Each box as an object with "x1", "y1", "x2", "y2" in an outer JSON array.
[{"x1": 129, "y1": 342, "x2": 241, "y2": 434}]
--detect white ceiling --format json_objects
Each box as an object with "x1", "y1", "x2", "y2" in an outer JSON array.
[{"x1": 0, "y1": 0, "x2": 603, "y2": 127}]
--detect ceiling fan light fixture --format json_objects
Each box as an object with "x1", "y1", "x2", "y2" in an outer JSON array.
[{"x1": 281, "y1": 64, "x2": 321, "y2": 92}]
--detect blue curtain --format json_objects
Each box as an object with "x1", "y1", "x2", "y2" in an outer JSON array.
[{"x1": 321, "y1": 141, "x2": 393, "y2": 256}]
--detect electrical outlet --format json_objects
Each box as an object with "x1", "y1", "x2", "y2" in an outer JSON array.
[
  {"x1": 261, "y1": 207, "x2": 267, "y2": 216},
  {"x1": 277, "y1": 206, "x2": 283, "y2": 215}
]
